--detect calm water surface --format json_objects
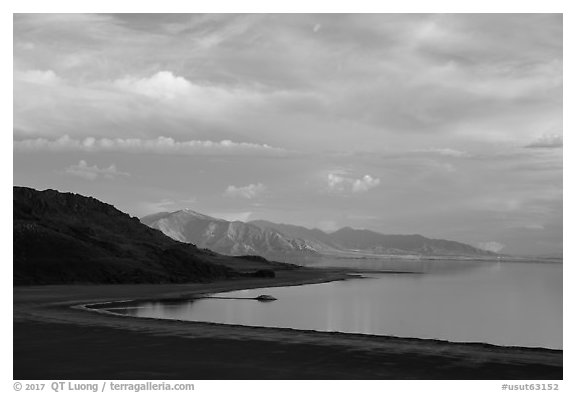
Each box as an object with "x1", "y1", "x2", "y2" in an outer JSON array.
[{"x1": 109, "y1": 260, "x2": 562, "y2": 349}]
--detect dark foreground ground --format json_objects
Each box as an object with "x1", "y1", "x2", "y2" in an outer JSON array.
[{"x1": 14, "y1": 269, "x2": 562, "y2": 380}]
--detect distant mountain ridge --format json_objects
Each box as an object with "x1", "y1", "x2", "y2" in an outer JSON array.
[
  {"x1": 13, "y1": 187, "x2": 285, "y2": 285},
  {"x1": 142, "y1": 210, "x2": 494, "y2": 260},
  {"x1": 252, "y1": 220, "x2": 494, "y2": 257},
  {"x1": 141, "y1": 210, "x2": 318, "y2": 262},
  {"x1": 328, "y1": 226, "x2": 489, "y2": 256}
]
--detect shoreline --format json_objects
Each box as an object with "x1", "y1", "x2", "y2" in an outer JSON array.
[
  {"x1": 81, "y1": 268, "x2": 358, "y2": 310},
  {"x1": 14, "y1": 268, "x2": 563, "y2": 380},
  {"x1": 82, "y1": 275, "x2": 560, "y2": 352}
]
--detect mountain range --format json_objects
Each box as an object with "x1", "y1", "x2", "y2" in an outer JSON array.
[
  {"x1": 13, "y1": 185, "x2": 495, "y2": 286},
  {"x1": 142, "y1": 210, "x2": 495, "y2": 260},
  {"x1": 13, "y1": 187, "x2": 288, "y2": 285},
  {"x1": 140, "y1": 210, "x2": 318, "y2": 263}
]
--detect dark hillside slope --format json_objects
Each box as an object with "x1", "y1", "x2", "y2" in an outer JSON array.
[{"x1": 13, "y1": 187, "x2": 243, "y2": 285}]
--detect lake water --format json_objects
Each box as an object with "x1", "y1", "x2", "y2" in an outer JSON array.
[{"x1": 107, "y1": 260, "x2": 562, "y2": 349}]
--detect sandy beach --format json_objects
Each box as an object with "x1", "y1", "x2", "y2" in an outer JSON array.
[{"x1": 14, "y1": 268, "x2": 562, "y2": 380}]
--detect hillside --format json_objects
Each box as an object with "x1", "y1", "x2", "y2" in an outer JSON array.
[
  {"x1": 143, "y1": 211, "x2": 494, "y2": 260},
  {"x1": 141, "y1": 210, "x2": 318, "y2": 262},
  {"x1": 251, "y1": 221, "x2": 493, "y2": 257},
  {"x1": 13, "y1": 187, "x2": 284, "y2": 285},
  {"x1": 328, "y1": 227, "x2": 493, "y2": 256},
  {"x1": 249, "y1": 220, "x2": 342, "y2": 253}
]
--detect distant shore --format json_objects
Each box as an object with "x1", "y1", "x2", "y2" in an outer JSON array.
[{"x1": 14, "y1": 268, "x2": 562, "y2": 380}]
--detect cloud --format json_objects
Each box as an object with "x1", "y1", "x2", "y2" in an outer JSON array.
[
  {"x1": 11, "y1": 15, "x2": 563, "y2": 256},
  {"x1": 113, "y1": 71, "x2": 262, "y2": 110},
  {"x1": 15, "y1": 42, "x2": 35, "y2": 50},
  {"x1": 15, "y1": 69, "x2": 61, "y2": 85},
  {"x1": 64, "y1": 160, "x2": 130, "y2": 181},
  {"x1": 476, "y1": 241, "x2": 506, "y2": 253},
  {"x1": 352, "y1": 175, "x2": 381, "y2": 192},
  {"x1": 327, "y1": 173, "x2": 347, "y2": 190},
  {"x1": 224, "y1": 183, "x2": 266, "y2": 199},
  {"x1": 327, "y1": 172, "x2": 381, "y2": 193},
  {"x1": 114, "y1": 71, "x2": 195, "y2": 100},
  {"x1": 416, "y1": 148, "x2": 470, "y2": 158},
  {"x1": 526, "y1": 134, "x2": 563, "y2": 148},
  {"x1": 13, "y1": 15, "x2": 562, "y2": 153},
  {"x1": 14, "y1": 135, "x2": 288, "y2": 156}
]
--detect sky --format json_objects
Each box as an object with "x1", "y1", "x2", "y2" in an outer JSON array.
[{"x1": 13, "y1": 13, "x2": 563, "y2": 255}]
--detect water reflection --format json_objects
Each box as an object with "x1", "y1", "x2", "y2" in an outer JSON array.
[
  {"x1": 108, "y1": 261, "x2": 562, "y2": 349},
  {"x1": 299, "y1": 256, "x2": 501, "y2": 275}
]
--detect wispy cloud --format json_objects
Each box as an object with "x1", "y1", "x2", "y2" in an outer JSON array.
[
  {"x1": 415, "y1": 148, "x2": 470, "y2": 158},
  {"x1": 526, "y1": 133, "x2": 563, "y2": 148},
  {"x1": 15, "y1": 69, "x2": 62, "y2": 85},
  {"x1": 224, "y1": 183, "x2": 266, "y2": 199},
  {"x1": 64, "y1": 160, "x2": 129, "y2": 181},
  {"x1": 14, "y1": 135, "x2": 288, "y2": 156}
]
